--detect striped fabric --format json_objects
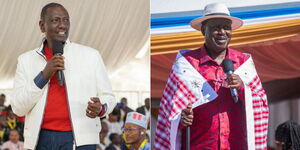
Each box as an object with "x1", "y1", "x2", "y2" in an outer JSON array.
[
  {"x1": 154, "y1": 71, "x2": 196, "y2": 149},
  {"x1": 154, "y1": 50, "x2": 269, "y2": 150},
  {"x1": 249, "y1": 76, "x2": 269, "y2": 149}
]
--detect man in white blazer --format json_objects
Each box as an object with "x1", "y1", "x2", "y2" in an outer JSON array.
[{"x1": 11, "y1": 3, "x2": 116, "y2": 150}]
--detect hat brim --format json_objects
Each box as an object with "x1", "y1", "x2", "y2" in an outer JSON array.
[{"x1": 190, "y1": 15, "x2": 243, "y2": 31}]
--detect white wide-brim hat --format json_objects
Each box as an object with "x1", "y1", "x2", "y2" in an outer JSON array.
[{"x1": 190, "y1": 3, "x2": 243, "y2": 31}]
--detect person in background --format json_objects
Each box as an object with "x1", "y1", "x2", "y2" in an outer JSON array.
[
  {"x1": 0, "y1": 116, "x2": 8, "y2": 145},
  {"x1": 99, "y1": 121, "x2": 109, "y2": 150},
  {"x1": 4, "y1": 106, "x2": 24, "y2": 142},
  {"x1": 105, "y1": 133, "x2": 122, "y2": 150},
  {"x1": 275, "y1": 120, "x2": 300, "y2": 150},
  {"x1": 119, "y1": 97, "x2": 133, "y2": 122},
  {"x1": 0, "y1": 94, "x2": 7, "y2": 115},
  {"x1": 1, "y1": 129, "x2": 25, "y2": 150},
  {"x1": 103, "y1": 107, "x2": 123, "y2": 136},
  {"x1": 122, "y1": 112, "x2": 150, "y2": 150},
  {"x1": 136, "y1": 98, "x2": 150, "y2": 128}
]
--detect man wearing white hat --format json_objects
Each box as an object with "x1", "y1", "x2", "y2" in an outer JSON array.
[
  {"x1": 122, "y1": 112, "x2": 150, "y2": 150},
  {"x1": 154, "y1": 3, "x2": 269, "y2": 150}
]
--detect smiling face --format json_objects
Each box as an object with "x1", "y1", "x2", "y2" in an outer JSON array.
[
  {"x1": 39, "y1": 6, "x2": 70, "y2": 47},
  {"x1": 201, "y1": 18, "x2": 232, "y2": 55}
]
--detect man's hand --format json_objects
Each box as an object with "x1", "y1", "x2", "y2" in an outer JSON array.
[
  {"x1": 86, "y1": 97, "x2": 102, "y2": 118},
  {"x1": 42, "y1": 55, "x2": 65, "y2": 79},
  {"x1": 226, "y1": 74, "x2": 243, "y2": 90},
  {"x1": 180, "y1": 104, "x2": 193, "y2": 126}
]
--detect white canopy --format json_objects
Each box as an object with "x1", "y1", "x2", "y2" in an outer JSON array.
[
  {"x1": 151, "y1": 0, "x2": 298, "y2": 13},
  {"x1": 0, "y1": 0, "x2": 150, "y2": 106}
]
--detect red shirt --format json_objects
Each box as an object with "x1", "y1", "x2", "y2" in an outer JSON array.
[
  {"x1": 181, "y1": 47, "x2": 249, "y2": 150},
  {"x1": 41, "y1": 44, "x2": 72, "y2": 131}
]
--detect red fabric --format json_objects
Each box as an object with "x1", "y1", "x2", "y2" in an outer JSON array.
[
  {"x1": 180, "y1": 47, "x2": 248, "y2": 150},
  {"x1": 154, "y1": 47, "x2": 268, "y2": 150},
  {"x1": 98, "y1": 105, "x2": 106, "y2": 117},
  {"x1": 17, "y1": 116, "x2": 25, "y2": 123},
  {"x1": 41, "y1": 43, "x2": 72, "y2": 131}
]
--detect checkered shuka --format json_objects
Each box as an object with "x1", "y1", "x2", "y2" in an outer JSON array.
[{"x1": 154, "y1": 59, "x2": 268, "y2": 150}]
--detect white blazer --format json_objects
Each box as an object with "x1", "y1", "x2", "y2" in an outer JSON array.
[{"x1": 11, "y1": 40, "x2": 116, "y2": 149}]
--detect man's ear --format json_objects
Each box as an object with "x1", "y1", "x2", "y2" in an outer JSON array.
[{"x1": 39, "y1": 20, "x2": 45, "y2": 33}]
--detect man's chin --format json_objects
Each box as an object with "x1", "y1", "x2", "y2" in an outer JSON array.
[
  {"x1": 54, "y1": 36, "x2": 68, "y2": 42},
  {"x1": 213, "y1": 42, "x2": 228, "y2": 49}
]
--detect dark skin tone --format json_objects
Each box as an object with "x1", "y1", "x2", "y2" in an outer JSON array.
[
  {"x1": 0, "y1": 96, "x2": 5, "y2": 106},
  {"x1": 124, "y1": 123, "x2": 147, "y2": 150},
  {"x1": 181, "y1": 18, "x2": 243, "y2": 126},
  {"x1": 145, "y1": 98, "x2": 150, "y2": 110},
  {"x1": 39, "y1": 6, "x2": 69, "y2": 80},
  {"x1": 39, "y1": 6, "x2": 102, "y2": 118}
]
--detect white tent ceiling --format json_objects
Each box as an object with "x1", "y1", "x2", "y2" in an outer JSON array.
[{"x1": 0, "y1": 0, "x2": 150, "y2": 90}]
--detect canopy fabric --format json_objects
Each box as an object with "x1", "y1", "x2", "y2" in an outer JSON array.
[
  {"x1": 0, "y1": 0, "x2": 149, "y2": 89},
  {"x1": 151, "y1": 8, "x2": 300, "y2": 100},
  {"x1": 151, "y1": 5, "x2": 300, "y2": 34},
  {"x1": 151, "y1": 0, "x2": 298, "y2": 14},
  {"x1": 151, "y1": 35, "x2": 300, "y2": 99},
  {"x1": 151, "y1": 19, "x2": 300, "y2": 55}
]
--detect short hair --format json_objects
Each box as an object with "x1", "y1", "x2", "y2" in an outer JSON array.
[
  {"x1": 40, "y1": 3, "x2": 64, "y2": 21},
  {"x1": 5, "y1": 105, "x2": 12, "y2": 111},
  {"x1": 121, "y1": 97, "x2": 127, "y2": 101},
  {"x1": 9, "y1": 129, "x2": 19, "y2": 135},
  {"x1": 0, "y1": 94, "x2": 5, "y2": 97},
  {"x1": 109, "y1": 133, "x2": 119, "y2": 141},
  {"x1": 275, "y1": 120, "x2": 300, "y2": 150}
]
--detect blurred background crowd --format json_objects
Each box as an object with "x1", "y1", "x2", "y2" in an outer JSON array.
[{"x1": 0, "y1": 94, "x2": 150, "y2": 150}]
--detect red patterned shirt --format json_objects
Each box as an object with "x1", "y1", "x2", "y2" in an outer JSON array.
[{"x1": 180, "y1": 46, "x2": 249, "y2": 150}]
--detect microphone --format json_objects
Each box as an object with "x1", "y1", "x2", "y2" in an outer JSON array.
[
  {"x1": 52, "y1": 41, "x2": 64, "y2": 86},
  {"x1": 222, "y1": 58, "x2": 238, "y2": 103}
]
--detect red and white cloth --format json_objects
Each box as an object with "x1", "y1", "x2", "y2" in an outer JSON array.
[{"x1": 154, "y1": 50, "x2": 269, "y2": 150}]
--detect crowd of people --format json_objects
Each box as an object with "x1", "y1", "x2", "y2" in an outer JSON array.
[
  {"x1": 97, "y1": 97, "x2": 150, "y2": 150},
  {"x1": 0, "y1": 95, "x2": 300, "y2": 150},
  {"x1": 0, "y1": 94, "x2": 25, "y2": 150},
  {"x1": 0, "y1": 94, "x2": 150, "y2": 150}
]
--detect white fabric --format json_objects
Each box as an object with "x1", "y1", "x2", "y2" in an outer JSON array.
[
  {"x1": 0, "y1": 0, "x2": 149, "y2": 90},
  {"x1": 1, "y1": 141, "x2": 25, "y2": 150},
  {"x1": 126, "y1": 112, "x2": 148, "y2": 129},
  {"x1": 10, "y1": 41, "x2": 116, "y2": 149},
  {"x1": 234, "y1": 57, "x2": 257, "y2": 149},
  {"x1": 102, "y1": 119, "x2": 123, "y2": 136},
  {"x1": 151, "y1": 13, "x2": 300, "y2": 35},
  {"x1": 144, "y1": 107, "x2": 150, "y2": 121},
  {"x1": 190, "y1": 3, "x2": 243, "y2": 31},
  {"x1": 168, "y1": 50, "x2": 217, "y2": 149},
  {"x1": 168, "y1": 51, "x2": 261, "y2": 149},
  {"x1": 151, "y1": 0, "x2": 299, "y2": 14}
]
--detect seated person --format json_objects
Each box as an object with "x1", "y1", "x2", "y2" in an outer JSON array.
[
  {"x1": 122, "y1": 112, "x2": 150, "y2": 150},
  {"x1": 105, "y1": 133, "x2": 121, "y2": 150},
  {"x1": 2, "y1": 129, "x2": 24, "y2": 150}
]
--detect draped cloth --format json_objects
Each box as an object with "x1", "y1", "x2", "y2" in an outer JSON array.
[{"x1": 154, "y1": 50, "x2": 269, "y2": 150}]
